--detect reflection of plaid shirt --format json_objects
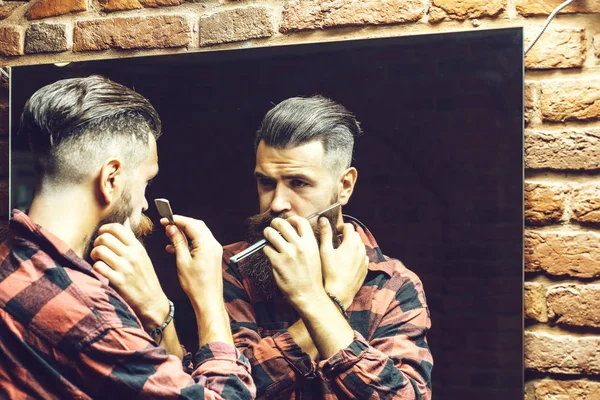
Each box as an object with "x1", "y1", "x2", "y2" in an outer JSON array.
[
  {"x1": 0, "y1": 210, "x2": 255, "y2": 400},
  {"x1": 223, "y1": 215, "x2": 433, "y2": 399}
]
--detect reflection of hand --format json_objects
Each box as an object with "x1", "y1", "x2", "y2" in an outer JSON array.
[
  {"x1": 319, "y1": 218, "x2": 368, "y2": 308},
  {"x1": 91, "y1": 222, "x2": 169, "y2": 330},
  {"x1": 263, "y1": 216, "x2": 325, "y2": 308},
  {"x1": 161, "y1": 216, "x2": 224, "y2": 302}
]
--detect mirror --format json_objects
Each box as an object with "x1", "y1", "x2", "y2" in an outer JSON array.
[{"x1": 11, "y1": 28, "x2": 524, "y2": 398}]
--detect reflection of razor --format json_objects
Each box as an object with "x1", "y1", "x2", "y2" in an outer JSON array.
[
  {"x1": 154, "y1": 198, "x2": 175, "y2": 224},
  {"x1": 229, "y1": 202, "x2": 343, "y2": 264}
]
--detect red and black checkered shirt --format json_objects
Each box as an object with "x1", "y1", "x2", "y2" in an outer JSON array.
[
  {"x1": 0, "y1": 210, "x2": 255, "y2": 399},
  {"x1": 222, "y1": 215, "x2": 433, "y2": 399}
]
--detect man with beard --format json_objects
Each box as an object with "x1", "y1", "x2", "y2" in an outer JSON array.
[
  {"x1": 0, "y1": 76, "x2": 254, "y2": 399},
  {"x1": 222, "y1": 96, "x2": 433, "y2": 399}
]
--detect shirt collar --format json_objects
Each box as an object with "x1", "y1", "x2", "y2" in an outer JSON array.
[
  {"x1": 9, "y1": 209, "x2": 107, "y2": 282},
  {"x1": 343, "y1": 215, "x2": 395, "y2": 278}
]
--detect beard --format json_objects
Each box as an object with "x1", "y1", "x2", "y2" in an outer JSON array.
[
  {"x1": 239, "y1": 195, "x2": 341, "y2": 300},
  {"x1": 84, "y1": 189, "x2": 154, "y2": 261}
]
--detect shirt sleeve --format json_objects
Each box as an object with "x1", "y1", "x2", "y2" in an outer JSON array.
[
  {"x1": 223, "y1": 263, "x2": 314, "y2": 398},
  {"x1": 76, "y1": 321, "x2": 256, "y2": 399},
  {"x1": 317, "y1": 273, "x2": 433, "y2": 400}
]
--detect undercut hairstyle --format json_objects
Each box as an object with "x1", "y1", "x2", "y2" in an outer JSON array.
[
  {"x1": 20, "y1": 75, "x2": 161, "y2": 186},
  {"x1": 254, "y1": 96, "x2": 362, "y2": 176}
]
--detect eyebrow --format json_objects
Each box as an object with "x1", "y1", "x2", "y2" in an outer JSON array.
[{"x1": 254, "y1": 172, "x2": 315, "y2": 183}]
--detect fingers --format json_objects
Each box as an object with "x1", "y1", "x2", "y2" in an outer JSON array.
[
  {"x1": 263, "y1": 226, "x2": 288, "y2": 253},
  {"x1": 170, "y1": 215, "x2": 215, "y2": 247},
  {"x1": 92, "y1": 261, "x2": 122, "y2": 285},
  {"x1": 285, "y1": 216, "x2": 313, "y2": 238},
  {"x1": 271, "y1": 218, "x2": 303, "y2": 243},
  {"x1": 165, "y1": 224, "x2": 191, "y2": 265},
  {"x1": 340, "y1": 222, "x2": 356, "y2": 240},
  {"x1": 93, "y1": 232, "x2": 129, "y2": 258},
  {"x1": 89, "y1": 244, "x2": 124, "y2": 270},
  {"x1": 319, "y1": 217, "x2": 334, "y2": 262},
  {"x1": 97, "y1": 223, "x2": 137, "y2": 247}
]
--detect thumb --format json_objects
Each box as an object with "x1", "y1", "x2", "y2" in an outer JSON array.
[
  {"x1": 319, "y1": 217, "x2": 334, "y2": 268},
  {"x1": 165, "y1": 224, "x2": 191, "y2": 265}
]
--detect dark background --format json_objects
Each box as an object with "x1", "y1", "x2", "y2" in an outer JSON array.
[{"x1": 11, "y1": 28, "x2": 524, "y2": 399}]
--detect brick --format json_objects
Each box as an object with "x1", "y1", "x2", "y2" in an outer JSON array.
[
  {"x1": 139, "y1": 0, "x2": 184, "y2": 6},
  {"x1": 99, "y1": 0, "x2": 183, "y2": 12},
  {"x1": 517, "y1": 0, "x2": 600, "y2": 16},
  {"x1": 547, "y1": 284, "x2": 600, "y2": 328},
  {"x1": 525, "y1": 330, "x2": 600, "y2": 374},
  {"x1": 428, "y1": 0, "x2": 505, "y2": 23},
  {"x1": 25, "y1": 0, "x2": 87, "y2": 20},
  {"x1": 281, "y1": 0, "x2": 425, "y2": 32},
  {"x1": 540, "y1": 80, "x2": 600, "y2": 122},
  {"x1": 25, "y1": 23, "x2": 68, "y2": 54},
  {"x1": 524, "y1": 181, "x2": 568, "y2": 225},
  {"x1": 525, "y1": 128, "x2": 600, "y2": 170},
  {"x1": 524, "y1": 282, "x2": 547, "y2": 323},
  {"x1": 571, "y1": 183, "x2": 600, "y2": 224},
  {"x1": 524, "y1": 27, "x2": 586, "y2": 70},
  {"x1": 524, "y1": 82, "x2": 539, "y2": 126},
  {"x1": 0, "y1": 102, "x2": 7, "y2": 136},
  {"x1": 74, "y1": 16, "x2": 191, "y2": 52},
  {"x1": 199, "y1": 6, "x2": 275, "y2": 46},
  {"x1": 98, "y1": 0, "x2": 142, "y2": 12},
  {"x1": 0, "y1": 26, "x2": 23, "y2": 57},
  {"x1": 526, "y1": 379, "x2": 600, "y2": 400},
  {"x1": 0, "y1": 2, "x2": 24, "y2": 20},
  {"x1": 525, "y1": 230, "x2": 600, "y2": 278}
]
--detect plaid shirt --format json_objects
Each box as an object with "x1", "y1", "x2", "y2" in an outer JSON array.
[
  {"x1": 0, "y1": 210, "x2": 255, "y2": 400},
  {"x1": 223, "y1": 215, "x2": 433, "y2": 399}
]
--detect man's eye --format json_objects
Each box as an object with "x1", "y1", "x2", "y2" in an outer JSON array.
[
  {"x1": 291, "y1": 180, "x2": 308, "y2": 188},
  {"x1": 258, "y1": 178, "x2": 275, "y2": 187}
]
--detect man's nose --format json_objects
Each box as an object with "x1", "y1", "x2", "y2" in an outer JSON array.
[{"x1": 270, "y1": 187, "x2": 291, "y2": 214}]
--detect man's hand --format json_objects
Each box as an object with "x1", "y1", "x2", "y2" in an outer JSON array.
[
  {"x1": 319, "y1": 218, "x2": 369, "y2": 308},
  {"x1": 90, "y1": 222, "x2": 169, "y2": 330},
  {"x1": 162, "y1": 216, "x2": 224, "y2": 300},
  {"x1": 263, "y1": 216, "x2": 325, "y2": 308},
  {"x1": 162, "y1": 216, "x2": 232, "y2": 346}
]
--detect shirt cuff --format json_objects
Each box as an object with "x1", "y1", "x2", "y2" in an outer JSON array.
[
  {"x1": 318, "y1": 331, "x2": 369, "y2": 380},
  {"x1": 181, "y1": 345, "x2": 194, "y2": 374},
  {"x1": 273, "y1": 330, "x2": 316, "y2": 378},
  {"x1": 194, "y1": 341, "x2": 249, "y2": 367}
]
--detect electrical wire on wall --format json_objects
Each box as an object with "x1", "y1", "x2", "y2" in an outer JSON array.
[{"x1": 524, "y1": 0, "x2": 576, "y2": 54}]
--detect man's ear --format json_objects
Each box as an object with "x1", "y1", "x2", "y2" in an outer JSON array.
[
  {"x1": 98, "y1": 159, "x2": 123, "y2": 205},
  {"x1": 338, "y1": 167, "x2": 358, "y2": 206}
]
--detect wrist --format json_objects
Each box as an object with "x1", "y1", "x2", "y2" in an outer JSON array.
[
  {"x1": 148, "y1": 299, "x2": 175, "y2": 344},
  {"x1": 291, "y1": 289, "x2": 329, "y2": 314},
  {"x1": 324, "y1": 286, "x2": 352, "y2": 309},
  {"x1": 139, "y1": 295, "x2": 170, "y2": 329}
]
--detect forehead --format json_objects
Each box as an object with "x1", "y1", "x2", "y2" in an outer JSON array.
[{"x1": 255, "y1": 140, "x2": 325, "y2": 171}]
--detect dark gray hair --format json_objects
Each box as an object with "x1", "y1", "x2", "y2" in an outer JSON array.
[
  {"x1": 255, "y1": 96, "x2": 362, "y2": 175},
  {"x1": 20, "y1": 75, "x2": 161, "y2": 185}
]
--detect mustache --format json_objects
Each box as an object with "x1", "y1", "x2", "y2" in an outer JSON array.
[
  {"x1": 246, "y1": 210, "x2": 289, "y2": 232},
  {"x1": 134, "y1": 214, "x2": 154, "y2": 240}
]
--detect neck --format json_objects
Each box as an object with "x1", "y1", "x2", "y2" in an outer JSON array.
[{"x1": 28, "y1": 186, "x2": 101, "y2": 258}]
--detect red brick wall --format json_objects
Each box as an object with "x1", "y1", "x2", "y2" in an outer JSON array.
[{"x1": 2, "y1": 0, "x2": 600, "y2": 398}]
